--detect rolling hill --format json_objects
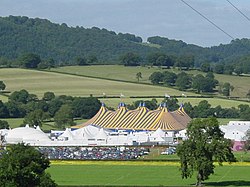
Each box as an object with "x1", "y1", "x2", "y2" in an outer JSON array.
[
  {"x1": 51, "y1": 65, "x2": 250, "y2": 98},
  {"x1": 0, "y1": 67, "x2": 249, "y2": 109},
  {"x1": 1, "y1": 16, "x2": 250, "y2": 65}
]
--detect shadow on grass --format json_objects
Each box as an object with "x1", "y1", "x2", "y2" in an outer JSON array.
[{"x1": 204, "y1": 180, "x2": 250, "y2": 186}]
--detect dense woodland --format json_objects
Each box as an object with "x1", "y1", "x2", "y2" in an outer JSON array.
[{"x1": 0, "y1": 16, "x2": 250, "y2": 74}]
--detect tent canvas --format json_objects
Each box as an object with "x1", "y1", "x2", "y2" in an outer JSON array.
[{"x1": 58, "y1": 128, "x2": 75, "y2": 141}]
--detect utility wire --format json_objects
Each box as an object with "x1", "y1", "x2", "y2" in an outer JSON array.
[
  {"x1": 180, "y1": 0, "x2": 235, "y2": 40},
  {"x1": 226, "y1": 0, "x2": 250, "y2": 22}
]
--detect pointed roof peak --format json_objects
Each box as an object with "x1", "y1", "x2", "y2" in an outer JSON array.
[
  {"x1": 138, "y1": 102, "x2": 142, "y2": 107},
  {"x1": 118, "y1": 102, "x2": 126, "y2": 108}
]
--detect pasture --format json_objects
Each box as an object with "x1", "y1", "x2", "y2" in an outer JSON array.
[
  {"x1": 51, "y1": 65, "x2": 159, "y2": 84},
  {"x1": 0, "y1": 68, "x2": 193, "y2": 98},
  {"x1": 4, "y1": 118, "x2": 89, "y2": 130},
  {"x1": 0, "y1": 94, "x2": 8, "y2": 102},
  {"x1": 0, "y1": 67, "x2": 249, "y2": 110},
  {"x1": 52, "y1": 65, "x2": 250, "y2": 98},
  {"x1": 48, "y1": 161, "x2": 250, "y2": 186},
  {"x1": 100, "y1": 97, "x2": 249, "y2": 109}
]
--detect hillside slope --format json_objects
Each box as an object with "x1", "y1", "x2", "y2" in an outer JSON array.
[
  {"x1": 1, "y1": 16, "x2": 250, "y2": 64},
  {"x1": 0, "y1": 16, "x2": 156, "y2": 63}
]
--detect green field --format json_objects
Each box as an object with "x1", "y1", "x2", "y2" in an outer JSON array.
[
  {"x1": 51, "y1": 65, "x2": 159, "y2": 84},
  {"x1": 0, "y1": 67, "x2": 249, "y2": 109},
  {"x1": 100, "y1": 97, "x2": 249, "y2": 109},
  {"x1": 48, "y1": 161, "x2": 250, "y2": 186},
  {"x1": 4, "y1": 118, "x2": 88, "y2": 130},
  {"x1": 0, "y1": 94, "x2": 8, "y2": 102},
  {"x1": 0, "y1": 68, "x2": 193, "y2": 98},
  {"x1": 143, "y1": 149, "x2": 250, "y2": 162},
  {"x1": 51, "y1": 65, "x2": 250, "y2": 98}
]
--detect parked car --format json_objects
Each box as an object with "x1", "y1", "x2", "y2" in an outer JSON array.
[{"x1": 161, "y1": 147, "x2": 176, "y2": 155}]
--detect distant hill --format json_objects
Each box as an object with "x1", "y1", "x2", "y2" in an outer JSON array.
[
  {"x1": 0, "y1": 16, "x2": 155, "y2": 63},
  {"x1": 1, "y1": 16, "x2": 250, "y2": 65}
]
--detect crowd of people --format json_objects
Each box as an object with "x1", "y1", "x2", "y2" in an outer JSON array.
[{"x1": 37, "y1": 146, "x2": 150, "y2": 160}]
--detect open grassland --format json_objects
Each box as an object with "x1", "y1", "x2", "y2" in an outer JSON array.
[
  {"x1": 4, "y1": 118, "x2": 56, "y2": 131},
  {"x1": 48, "y1": 161, "x2": 250, "y2": 186},
  {"x1": 52, "y1": 65, "x2": 250, "y2": 98},
  {"x1": 100, "y1": 97, "x2": 249, "y2": 109},
  {"x1": 3, "y1": 118, "x2": 24, "y2": 128},
  {"x1": 217, "y1": 118, "x2": 240, "y2": 125},
  {"x1": 4, "y1": 118, "x2": 88, "y2": 131},
  {"x1": 143, "y1": 149, "x2": 250, "y2": 162},
  {"x1": 0, "y1": 68, "x2": 193, "y2": 98},
  {"x1": 0, "y1": 68, "x2": 249, "y2": 109},
  {"x1": 51, "y1": 65, "x2": 160, "y2": 84},
  {"x1": 0, "y1": 94, "x2": 8, "y2": 102}
]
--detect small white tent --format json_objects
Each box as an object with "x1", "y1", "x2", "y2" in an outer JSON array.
[
  {"x1": 58, "y1": 128, "x2": 75, "y2": 141},
  {"x1": 152, "y1": 128, "x2": 165, "y2": 137},
  {"x1": 94, "y1": 128, "x2": 108, "y2": 141},
  {"x1": 150, "y1": 128, "x2": 165, "y2": 142},
  {"x1": 73, "y1": 125, "x2": 100, "y2": 140}
]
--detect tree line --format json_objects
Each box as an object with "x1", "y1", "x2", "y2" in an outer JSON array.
[
  {"x1": 148, "y1": 71, "x2": 234, "y2": 96},
  {"x1": 106, "y1": 97, "x2": 250, "y2": 121},
  {"x1": 0, "y1": 89, "x2": 101, "y2": 129},
  {"x1": 1, "y1": 89, "x2": 250, "y2": 130}
]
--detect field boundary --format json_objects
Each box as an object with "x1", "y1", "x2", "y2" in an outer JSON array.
[{"x1": 50, "y1": 160, "x2": 250, "y2": 166}]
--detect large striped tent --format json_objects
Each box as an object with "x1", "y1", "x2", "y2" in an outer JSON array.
[{"x1": 75, "y1": 103, "x2": 191, "y2": 131}]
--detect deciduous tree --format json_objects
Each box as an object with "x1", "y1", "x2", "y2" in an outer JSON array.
[
  {"x1": 136, "y1": 72, "x2": 142, "y2": 82},
  {"x1": 0, "y1": 120, "x2": 9, "y2": 129},
  {"x1": 0, "y1": 143, "x2": 57, "y2": 187},
  {"x1": 43, "y1": 91, "x2": 56, "y2": 101},
  {"x1": 149, "y1": 72, "x2": 163, "y2": 85},
  {"x1": 19, "y1": 53, "x2": 41, "y2": 68},
  {"x1": 120, "y1": 52, "x2": 141, "y2": 66},
  {"x1": 23, "y1": 109, "x2": 50, "y2": 127},
  {"x1": 176, "y1": 72, "x2": 191, "y2": 90},
  {"x1": 162, "y1": 71, "x2": 177, "y2": 86},
  {"x1": 177, "y1": 118, "x2": 236, "y2": 186},
  {"x1": 54, "y1": 104, "x2": 74, "y2": 128}
]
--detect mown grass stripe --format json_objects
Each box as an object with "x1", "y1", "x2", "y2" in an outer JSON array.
[{"x1": 51, "y1": 160, "x2": 250, "y2": 166}]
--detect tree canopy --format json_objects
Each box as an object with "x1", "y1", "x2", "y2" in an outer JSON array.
[
  {"x1": 0, "y1": 143, "x2": 57, "y2": 187},
  {"x1": 19, "y1": 53, "x2": 41, "y2": 68},
  {"x1": 1, "y1": 16, "x2": 250, "y2": 70},
  {"x1": 177, "y1": 118, "x2": 236, "y2": 186},
  {"x1": 120, "y1": 52, "x2": 141, "y2": 66}
]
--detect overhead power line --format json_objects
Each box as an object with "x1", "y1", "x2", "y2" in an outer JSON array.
[
  {"x1": 180, "y1": 0, "x2": 235, "y2": 40},
  {"x1": 226, "y1": 0, "x2": 250, "y2": 23}
]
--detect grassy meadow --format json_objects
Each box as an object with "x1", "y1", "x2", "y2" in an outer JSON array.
[
  {"x1": 52, "y1": 65, "x2": 250, "y2": 98},
  {"x1": 48, "y1": 161, "x2": 250, "y2": 186},
  {"x1": 51, "y1": 65, "x2": 159, "y2": 84},
  {"x1": 4, "y1": 118, "x2": 89, "y2": 130},
  {"x1": 0, "y1": 67, "x2": 249, "y2": 111},
  {"x1": 0, "y1": 94, "x2": 8, "y2": 102},
  {"x1": 100, "y1": 97, "x2": 249, "y2": 109},
  {"x1": 0, "y1": 68, "x2": 193, "y2": 98}
]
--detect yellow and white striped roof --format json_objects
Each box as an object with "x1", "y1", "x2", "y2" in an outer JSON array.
[{"x1": 75, "y1": 103, "x2": 191, "y2": 131}]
